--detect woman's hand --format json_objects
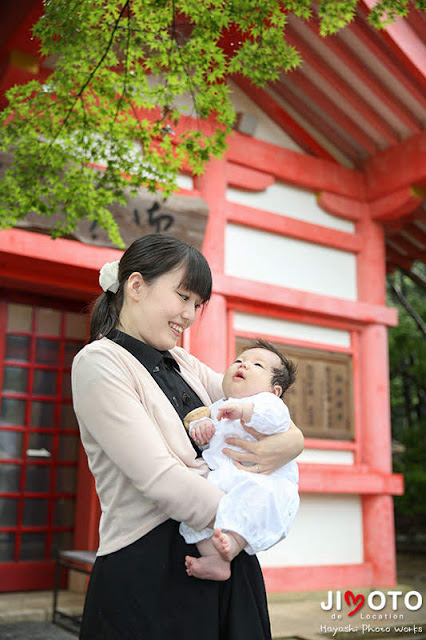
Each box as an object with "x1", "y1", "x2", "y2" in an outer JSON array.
[{"x1": 222, "y1": 420, "x2": 304, "y2": 475}]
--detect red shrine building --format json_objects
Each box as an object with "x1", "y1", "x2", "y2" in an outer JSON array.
[{"x1": 0, "y1": 1, "x2": 425, "y2": 594}]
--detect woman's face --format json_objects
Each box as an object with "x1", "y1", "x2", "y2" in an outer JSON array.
[{"x1": 118, "y1": 266, "x2": 203, "y2": 350}]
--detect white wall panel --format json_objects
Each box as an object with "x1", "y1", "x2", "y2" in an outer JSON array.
[
  {"x1": 258, "y1": 494, "x2": 363, "y2": 567},
  {"x1": 234, "y1": 312, "x2": 351, "y2": 348},
  {"x1": 226, "y1": 224, "x2": 358, "y2": 300},
  {"x1": 227, "y1": 182, "x2": 355, "y2": 233},
  {"x1": 229, "y1": 81, "x2": 304, "y2": 152},
  {"x1": 177, "y1": 174, "x2": 193, "y2": 190},
  {"x1": 297, "y1": 449, "x2": 354, "y2": 465}
]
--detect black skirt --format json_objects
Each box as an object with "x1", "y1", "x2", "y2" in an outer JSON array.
[{"x1": 80, "y1": 520, "x2": 271, "y2": 640}]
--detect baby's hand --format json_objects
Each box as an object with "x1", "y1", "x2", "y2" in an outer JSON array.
[
  {"x1": 190, "y1": 418, "x2": 215, "y2": 445},
  {"x1": 217, "y1": 402, "x2": 254, "y2": 423},
  {"x1": 183, "y1": 406, "x2": 211, "y2": 431}
]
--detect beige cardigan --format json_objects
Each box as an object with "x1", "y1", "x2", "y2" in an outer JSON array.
[{"x1": 71, "y1": 337, "x2": 225, "y2": 555}]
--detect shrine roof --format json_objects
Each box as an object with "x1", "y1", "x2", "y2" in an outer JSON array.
[{"x1": 0, "y1": 1, "x2": 424, "y2": 269}]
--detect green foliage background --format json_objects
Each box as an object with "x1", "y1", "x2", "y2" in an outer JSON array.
[
  {"x1": 388, "y1": 264, "x2": 426, "y2": 539},
  {"x1": 0, "y1": 0, "x2": 424, "y2": 246}
]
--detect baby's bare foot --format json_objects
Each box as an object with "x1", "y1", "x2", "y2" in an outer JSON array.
[
  {"x1": 211, "y1": 528, "x2": 243, "y2": 562},
  {"x1": 185, "y1": 554, "x2": 231, "y2": 581}
]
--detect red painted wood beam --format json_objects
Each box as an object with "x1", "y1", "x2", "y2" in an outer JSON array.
[
  {"x1": 286, "y1": 68, "x2": 378, "y2": 155},
  {"x1": 386, "y1": 217, "x2": 410, "y2": 231},
  {"x1": 405, "y1": 8, "x2": 426, "y2": 43},
  {"x1": 0, "y1": 229, "x2": 122, "y2": 271},
  {"x1": 387, "y1": 235, "x2": 426, "y2": 262},
  {"x1": 0, "y1": 0, "x2": 42, "y2": 58},
  {"x1": 285, "y1": 24, "x2": 400, "y2": 146},
  {"x1": 299, "y1": 464, "x2": 404, "y2": 495},
  {"x1": 271, "y1": 81, "x2": 366, "y2": 168},
  {"x1": 5, "y1": 1, "x2": 44, "y2": 59},
  {"x1": 232, "y1": 75, "x2": 336, "y2": 162},
  {"x1": 370, "y1": 186, "x2": 425, "y2": 221},
  {"x1": 226, "y1": 201, "x2": 363, "y2": 253},
  {"x1": 317, "y1": 192, "x2": 367, "y2": 221},
  {"x1": 412, "y1": 208, "x2": 426, "y2": 224},
  {"x1": 386, "y1": 246, "x2": 414, "y2": 271},
  {"x1": 365, "y1": 131, "x2": 426, "y2": 200},
  {"x1": 226, "y1": 131, "x2": 366, "y2": 199},
  {"x1": 226, "y1": 162, "x2": 275, "y2": 192},
  {"x1": 361, "y1": 1, "x2": 426, "y2": 88},
  {"x1": 402, "y1": 222, "x2": 426, "y2": 247},
  {"x1": 302, "y1": 18, "x2": 422, "y2": 134},
  {"x1": 349, "y1": 16, "x2": 426, "y2": 110},
  {"x1": 214, "y1": 273, "x2": 398, "y2": 326},
  {"x1": 385, "y1": 208, "x2": 425, "y2": 231}
]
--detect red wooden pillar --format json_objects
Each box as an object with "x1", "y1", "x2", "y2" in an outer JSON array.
[
  {"x1": 191, "y1": 159, "x2": 228, "y2": 373},
  {"x1": 357, "y1": 213, "x2": 397, "y2": 586}
]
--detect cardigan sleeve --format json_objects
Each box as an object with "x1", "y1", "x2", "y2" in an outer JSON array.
[{"x1": 72, "y1": 348, "x2": 223, "y2": 531}]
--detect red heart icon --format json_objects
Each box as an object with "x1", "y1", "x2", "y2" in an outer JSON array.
[{"x1": 345, "y1": 590, "x2": 365, "y2": 616}]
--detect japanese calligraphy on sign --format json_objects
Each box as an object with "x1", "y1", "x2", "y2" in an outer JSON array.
[
  {"x1": 0, "y1": 149, "x2": 209, "y2": 251},
  {"x1": 236, "y1": 338, "x2": 354, "y2": 440}
]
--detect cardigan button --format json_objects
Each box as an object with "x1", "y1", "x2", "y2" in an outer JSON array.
[{"x1": 182, "y1": 392, "x2": 191, "y2": 405}]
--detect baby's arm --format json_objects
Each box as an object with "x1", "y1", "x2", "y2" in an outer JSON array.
[
  {"x1": 245, "y1": 393, "x2": 291, "y2": 435},
  {"x1": 183, "y1": 406, "x2": 211, "y2": 431},
  {"x1": 216, "y1": 401, "x2": 255, "y2": 424},
  {"x1": 184, "y1": 406, "x2": 216, "y2": 445}
]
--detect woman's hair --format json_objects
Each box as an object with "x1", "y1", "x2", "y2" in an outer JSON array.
[{"x1": 89, "y1": 234, "x2": 212, "y2": 342}]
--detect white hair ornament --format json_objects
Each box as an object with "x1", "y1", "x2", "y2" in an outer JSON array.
[{"x1": 99, "y1": 260, "x2": 120, "y2": 294}]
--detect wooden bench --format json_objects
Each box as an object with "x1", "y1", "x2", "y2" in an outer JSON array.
[{"x1": 52, "y1": 550, "x2": 96, "y2": 634}]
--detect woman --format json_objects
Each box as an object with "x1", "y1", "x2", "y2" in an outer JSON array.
[{"x1": 72, "y1": 234, "x2": 304, "y2": 639}]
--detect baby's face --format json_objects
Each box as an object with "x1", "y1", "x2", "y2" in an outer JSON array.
[{"x1": 222, "y1": 348, "x2": 281, "y2": 399}]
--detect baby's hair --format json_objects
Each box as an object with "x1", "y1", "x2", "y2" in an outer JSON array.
[{"x1": 240, "y1": 338, "x2": 297, "y2": 399}]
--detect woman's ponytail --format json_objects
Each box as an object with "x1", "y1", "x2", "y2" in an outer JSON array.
[{"x1": 89, "y1": 291, "x2": 120, "y2": 342}]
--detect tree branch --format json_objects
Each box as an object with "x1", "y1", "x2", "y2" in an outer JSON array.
[
  {"x1": 400, "y1": 266, "x2": 426, "y2": 292},
  {"x1": 48, "y1": 0, "x2": 130, "y2": 149},
  {"x1": 388, "y1": 275, "x2": 426, "y2": 338},
  {"x1": 110, "y1": 2, "x2": 132, "y2": 130}
]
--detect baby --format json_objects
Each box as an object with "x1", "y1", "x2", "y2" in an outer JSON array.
[{"x1": 180, "y1": 338, "x2": 299, "y2": 581}]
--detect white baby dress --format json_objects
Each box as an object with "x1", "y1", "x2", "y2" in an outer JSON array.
[{"x1": 179, "y1": 391, "x2": 300, "y2": 555}]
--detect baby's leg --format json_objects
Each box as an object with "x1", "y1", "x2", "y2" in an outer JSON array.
[
  {"x1": 211, "y1": 528, "x2": 247, "y2": 562},
  {"x1": 185, "y1": 529, "x2": 247, "y2": 581}
]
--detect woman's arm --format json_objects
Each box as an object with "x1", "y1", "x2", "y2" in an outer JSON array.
[
  {"x1": 223, "y1": 420, "x2": 304, "y2": 474},
  {"x1": 72, "y1": 348, "x2": 224, "y2": 529}
]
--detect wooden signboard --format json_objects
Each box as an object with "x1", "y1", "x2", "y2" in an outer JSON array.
[
  {"x1": 235, "y1": 338, "x2": 354, "y2": 440},
  {"x1": 0, "y1": 152, "x2": 209, "y2": 250}
]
